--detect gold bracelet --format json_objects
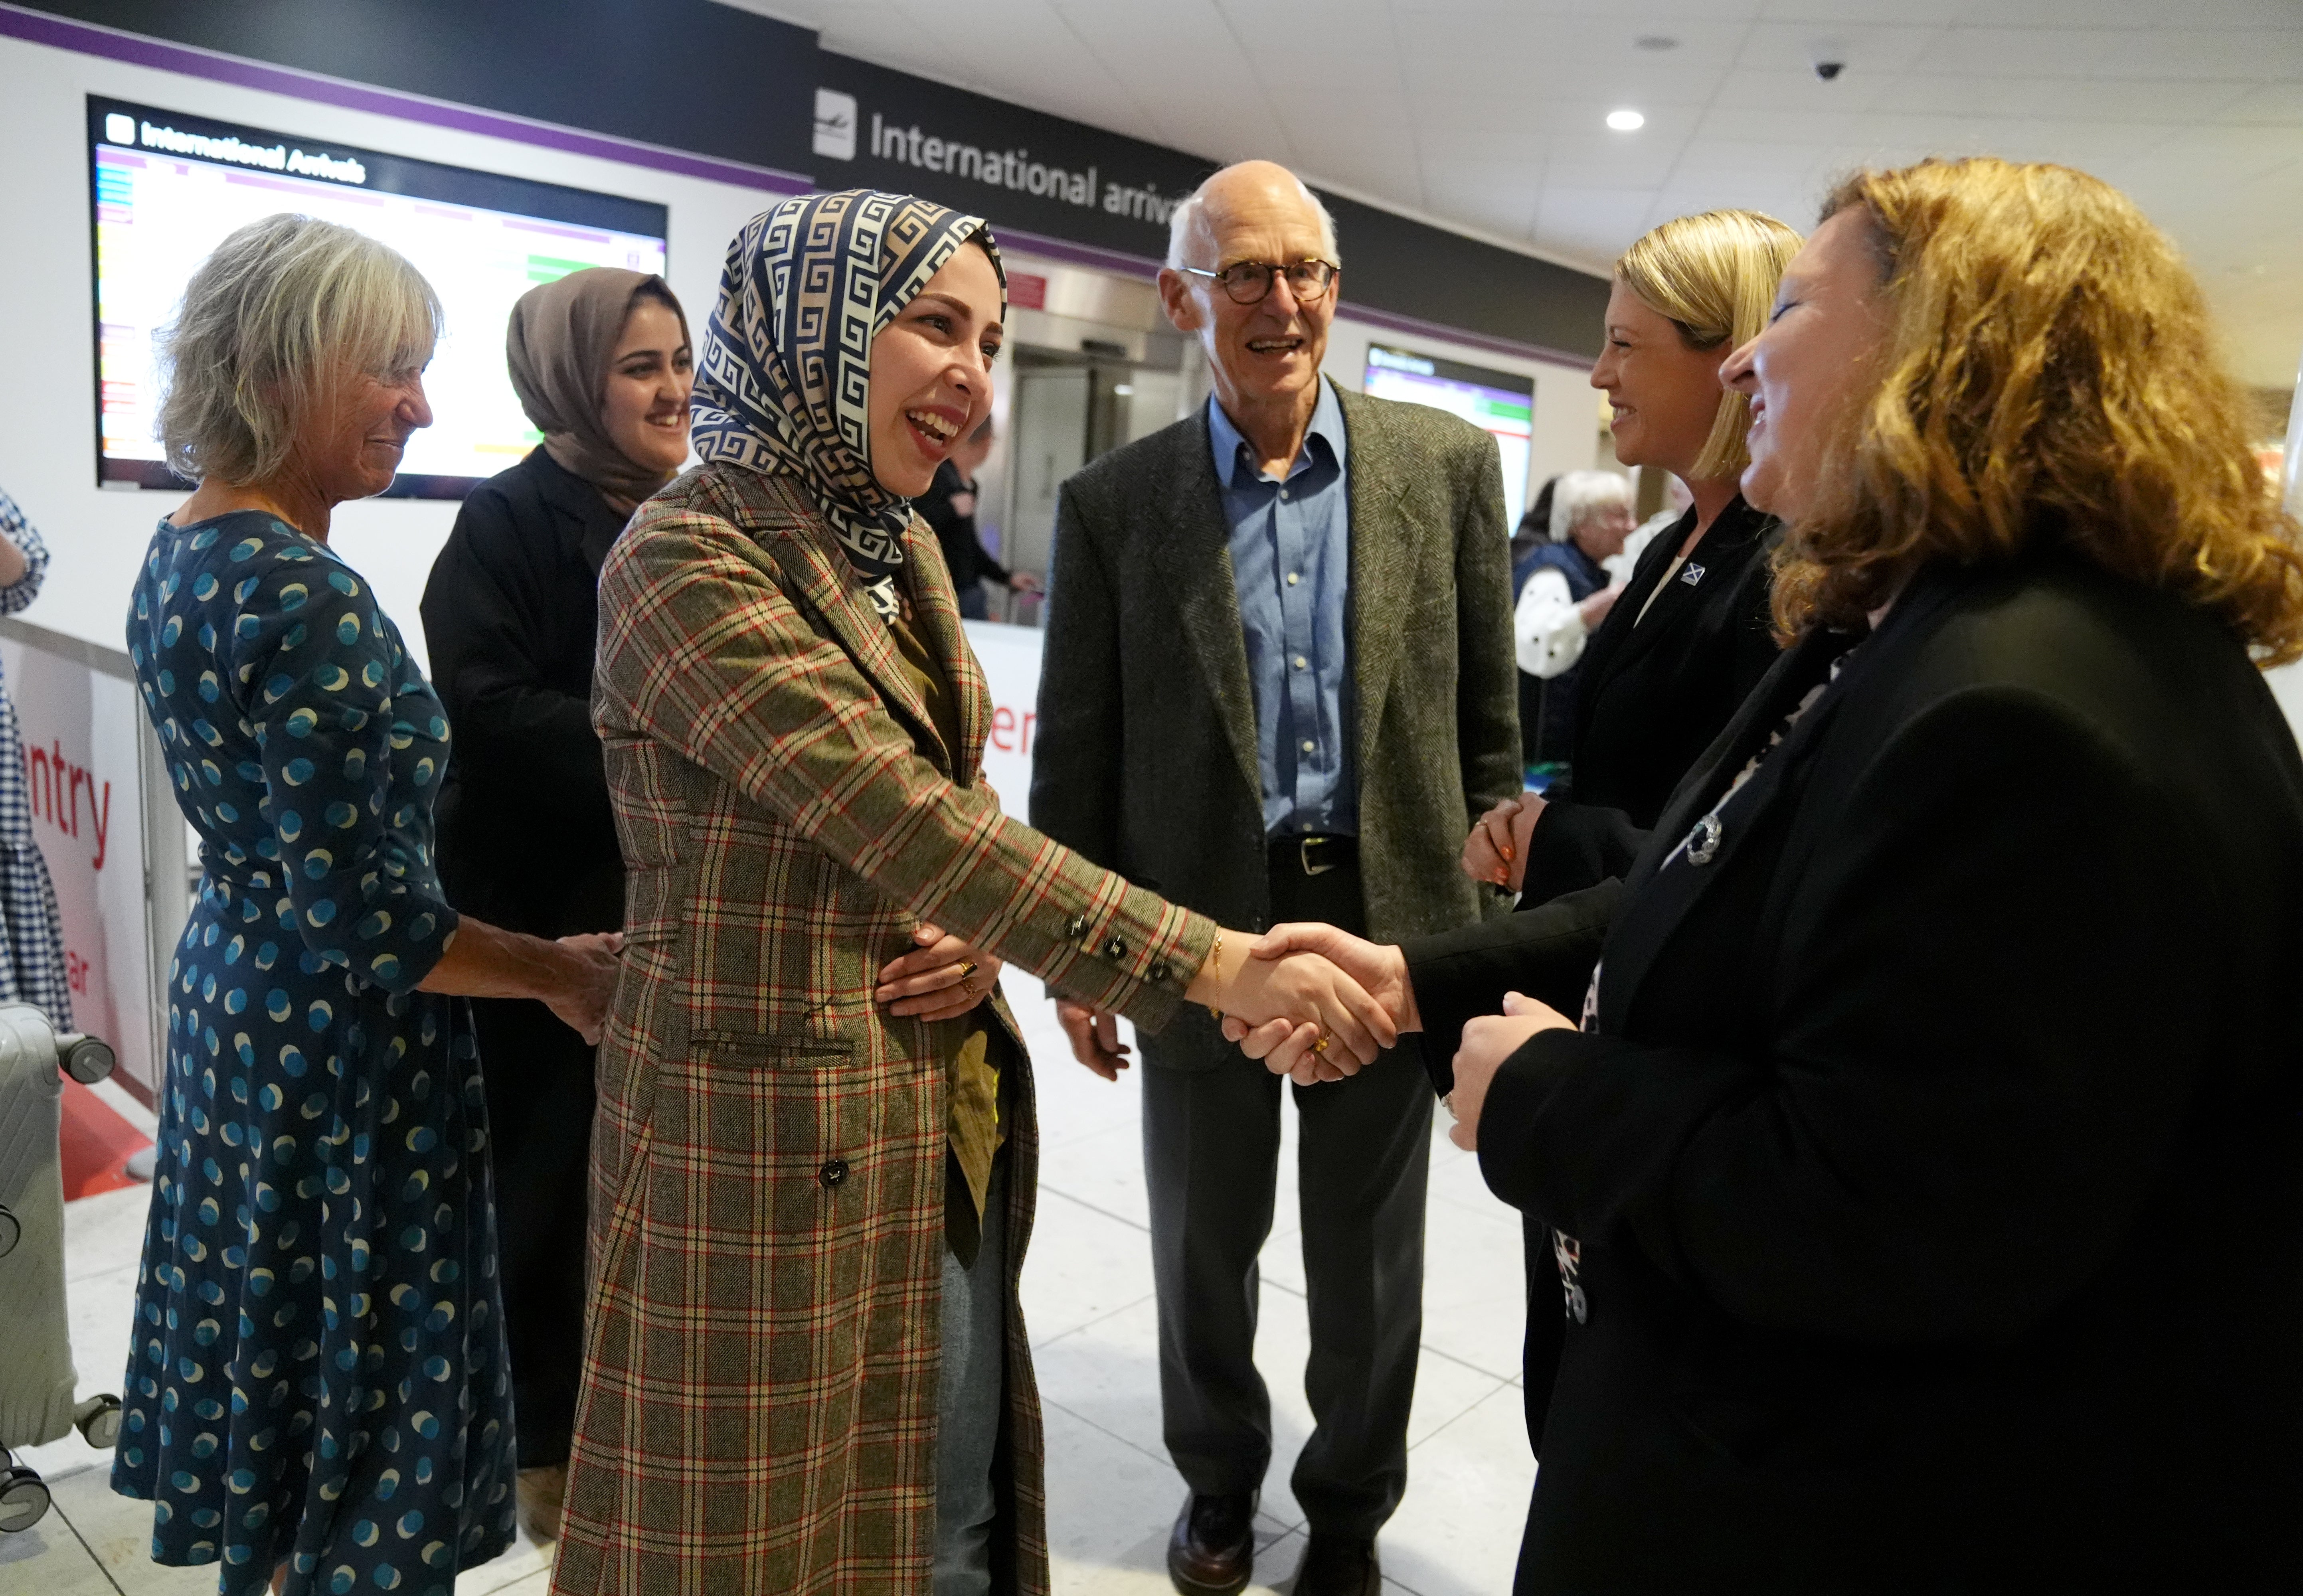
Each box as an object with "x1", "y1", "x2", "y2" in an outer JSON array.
[{"x1": 1204, "y1": 930, "x2": 1224, "y2": 1020}]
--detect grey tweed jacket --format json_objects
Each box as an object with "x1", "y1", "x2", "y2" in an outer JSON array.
[{"x1": 1030, "y1": 385, "x2": 1522, "y2": 1070}]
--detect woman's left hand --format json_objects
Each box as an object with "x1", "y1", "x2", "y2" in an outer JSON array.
[
  {"x1": 1446, "y1": 991, "x2": 1576, "y2": 1152},
  {"x1": 875, "y1": 923, "x2": 1002, "y2": 1021}
]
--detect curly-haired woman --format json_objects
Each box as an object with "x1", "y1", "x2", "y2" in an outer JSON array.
[{"x1": 1255, "y1": 158, "x2": 2303, "y2": 1590}]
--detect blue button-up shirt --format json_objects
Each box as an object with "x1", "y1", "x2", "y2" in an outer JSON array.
[{"x1": 1207, "y1": 379, "x2": 1356, "y2": 837}]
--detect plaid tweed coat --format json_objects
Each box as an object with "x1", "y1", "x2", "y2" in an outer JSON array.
[{"x1": 554, "y1": 463, "x2": 1217, "y2": 1594}]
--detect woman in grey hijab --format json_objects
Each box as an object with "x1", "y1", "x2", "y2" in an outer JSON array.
[{"x1": 418, "y1": 267, "x2": 691, "y2": 1546}]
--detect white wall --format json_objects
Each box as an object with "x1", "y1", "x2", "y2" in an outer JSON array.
[{"x1": 0, "y1": 31, "x2": 793, "y2": 670}]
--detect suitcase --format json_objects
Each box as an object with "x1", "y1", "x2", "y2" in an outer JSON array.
[{"x1": 0, "y1": 1003, "x2": 124, "y2": 1535}]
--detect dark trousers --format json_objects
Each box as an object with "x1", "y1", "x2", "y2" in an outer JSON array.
[
  {"x1": 1141, "y1": 844, "x2": 1432, "y2": 1539},
  {"x1": 471, "y1": 993, "x2": 598, "y2": 1469}
]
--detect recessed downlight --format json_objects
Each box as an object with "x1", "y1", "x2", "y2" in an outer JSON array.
[{"x1": 1606, "y1": 109, "x2": 1645, "y2": 132}]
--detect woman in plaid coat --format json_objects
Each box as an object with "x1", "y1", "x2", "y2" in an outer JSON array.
[{"x1": 551, "y1": 192, "x2": 1395, "y2": 1596}]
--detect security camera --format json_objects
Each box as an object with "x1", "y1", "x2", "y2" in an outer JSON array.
[{"x1": 1814, "y1": 57, "x2": 1845, "y2": 81}]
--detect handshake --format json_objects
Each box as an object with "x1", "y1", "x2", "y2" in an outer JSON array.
[
  {"x1": 1056, "y1": 922, "x2": 1581, "y2": 1153},
  {"x1": 1056, "y1": 922, "x2": 1418, "y2": 1087}
]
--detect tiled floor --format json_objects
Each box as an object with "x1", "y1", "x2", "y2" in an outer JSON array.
[{"x1": 4, "y1": 974, "x2": 1534, "y2": 1594}]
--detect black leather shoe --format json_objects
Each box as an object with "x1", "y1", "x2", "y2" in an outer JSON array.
[
  {"x1": 1168, "y1": 1490, "x2": 1257, "y2": 1595},
  {"x1": 1293, "y1": 1533, "x2": 1380, "y2": 1596}
]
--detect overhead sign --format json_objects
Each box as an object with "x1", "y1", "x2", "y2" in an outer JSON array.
[
  {"x1": 809, "y1": 53, "x2": 1610, "y2": 359},
  {"x1": 812, "y1": 53, "x2": 1215, "y2": 260}
]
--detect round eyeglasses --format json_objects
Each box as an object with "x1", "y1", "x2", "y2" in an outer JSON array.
[{"x1": 1178, "y1": 259, "x2": 1339, "y2": 306}]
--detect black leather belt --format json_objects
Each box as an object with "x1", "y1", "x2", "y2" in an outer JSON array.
[{"x1": 1269, "y1": 833, "x2": 1358, "y2": 877}]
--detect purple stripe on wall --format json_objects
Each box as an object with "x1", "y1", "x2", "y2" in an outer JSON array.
[{"x1": 0, "y1": 0, "x2": 812, "y2": 196}]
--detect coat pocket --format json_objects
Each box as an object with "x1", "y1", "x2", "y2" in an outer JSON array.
[{"x1": 687, "y1": 1028, "x2": 855, "y2": 1071}]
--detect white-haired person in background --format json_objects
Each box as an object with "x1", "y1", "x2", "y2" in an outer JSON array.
[
  {"x1": 113, "y1": 211, "x2": 619, "y2": 1595},
  {"x1": 1512, "y1": 468, "x2": 1635, "y2": 774}
]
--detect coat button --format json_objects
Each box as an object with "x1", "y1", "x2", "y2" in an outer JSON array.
[
  {"x1": 818, "y1": 1159, "x2": 848, "y2": 1189},
  {"x1": 1150, "y1": 962, "x2": 1172, "y2": 983},
  {"x1": 1066, "y1": 915, "x2": 1089, "y2": 940},
  {"x1": 1105, "y1": 936, "x2": 1127, "y2": 960}
]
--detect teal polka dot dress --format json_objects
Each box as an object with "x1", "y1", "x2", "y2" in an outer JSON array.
[{"x1": 115, "y1": 512, "x2": 516, "y2": 1594}]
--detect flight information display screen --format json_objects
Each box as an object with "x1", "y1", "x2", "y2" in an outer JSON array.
[
  {"x1": 1362, "y1": 344, "x2": 1536, "y2": 531},
  {"x1": 89, "y1": 97, "x2": 670, "y2": 498}
]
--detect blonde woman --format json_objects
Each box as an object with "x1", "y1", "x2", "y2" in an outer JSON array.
[{"x1": 1467, "y1": 209, "x2": 1803, "y2": 905}]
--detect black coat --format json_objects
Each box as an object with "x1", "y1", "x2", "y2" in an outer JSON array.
[
  {"x1": 1466, "y1": 551, "x2": 2303, "y2": 1590},
  {"x1": 916, "y1": 460, "x2": 1008, "y2": 591},
  {"x1": 1520, "y1": 495, "x2": 1779, "y2": 904},
  {"x1": 421, "y1": 446, "x2": 628, "y2": 939}
]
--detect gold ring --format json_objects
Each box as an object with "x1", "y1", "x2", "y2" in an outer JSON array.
[
  {"x1": 1310, "y1": 1035, "x2": 1331, "y2": 1056},
  {"x1": 957, "y1": 960, "x2": 979, "y2": 980},
  {"x1": 960, "y1": 976, "x2": 977, "y2": 996}
]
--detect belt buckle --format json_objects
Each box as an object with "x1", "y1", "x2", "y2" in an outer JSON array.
[{"x1": 1300, "y1": 836, "x2": 1338, "y2": 877}]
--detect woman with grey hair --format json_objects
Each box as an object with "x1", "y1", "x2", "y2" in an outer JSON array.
[
  {"x1": 112, "y1": 212, "x2": 620, "y2": 1595},
  {"x1": 1512, "y1": 468, "x2": 1636, "y2": 772}
]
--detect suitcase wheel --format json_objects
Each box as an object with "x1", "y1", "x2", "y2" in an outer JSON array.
[
  {"x1": 0, "y1": 1460, "x2": 50, "y2": 1534},
  {"x1": 73, "y1": 1394, "x2": 123, "y2": 1450}
]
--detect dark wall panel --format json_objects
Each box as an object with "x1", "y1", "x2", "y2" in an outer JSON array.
[
  {"x1": 818, "y1": 53, "x2": 1606, "y2": 359},
  {"x1": 22, "y1": 0, "x2": 816, "y2": 176},
  {"x1": 1321, "y1": 192, "x2": 1611, "y2": 361}
]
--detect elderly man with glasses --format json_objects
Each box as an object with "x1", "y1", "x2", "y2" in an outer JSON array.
[{"x1": 1030, "y1": 160, "x2": 1520, "y2": 1596}]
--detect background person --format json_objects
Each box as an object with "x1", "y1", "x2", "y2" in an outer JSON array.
[
  {"x1": 1507, "y1": 474, "x2": 1560, "y2": 776},
  {"x1": 553, "y1": 190, "x2": 1394, "y2": 1596},
  {"x1": 1512, "y1": 469, "x2": 1634, "y2": 777},
  {"x1": 1506, "y1": 474, "x2": 1561, "y2": 602},
  {"x1": 0, "y1": 487, "x2": 71, "y2": 1028},
  {"x1": 1277, "y1": 156, "x2": 2303, "y2": 1591},
  {"x1": 419, "y1": 266, "x2": 692, "y2": 1545},
  {"x1": 1030, "y1": 160, "x2": 1520, "y2": 1596},
  {"x1": 1472, "y1": 209, "x2": 1802, "y2": 909},
  {"x1": 915, "y1": 421, "x2": 1041, "y2": 618},
  {"x1": 113, "y1": 213, "x2": 620, "y2": 1595}
]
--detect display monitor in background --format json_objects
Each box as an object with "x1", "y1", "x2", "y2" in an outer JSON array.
[
  {"x1": 1362, "y1": 344, "x2": 1535, "y2": 531},
  {"x1": 89, "y1": 96, "x2": 670, "y2": 498}
]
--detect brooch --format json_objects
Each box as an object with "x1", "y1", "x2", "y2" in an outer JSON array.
[
  {"x1": 1678, "y1": 561, "x2": 1707, "y2": 587},
  {"x1": 1685, "y1": 812, "x2": 1725, "y2": 865}
]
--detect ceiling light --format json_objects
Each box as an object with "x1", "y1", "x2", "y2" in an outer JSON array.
[
  {"x1": 1606, "y1": 109, "x2": 1645, "y2": 132},
  {"x1": 1635, "y1": 34, "x2": 1678, "y2": 50}
]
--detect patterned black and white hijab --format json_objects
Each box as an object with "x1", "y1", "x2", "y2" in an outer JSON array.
[{"x1": 691, "y1": 189, "x2": 1005, "y2": 621}]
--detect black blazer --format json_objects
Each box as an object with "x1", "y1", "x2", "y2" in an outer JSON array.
[
  {"x1": 421, "y1": 447, "x2": 629, "y2": 939},
  {"x1": 1473, "y1": 552, "x2": 2303, "y2": 1590},
  {"x1": 1519, "y1": 495, "x2": 1779, "y2": 904}
]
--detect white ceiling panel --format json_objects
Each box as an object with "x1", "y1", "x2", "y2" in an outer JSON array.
[
  {"x1": 1758, "y1": 0, "x2": 1964, "y2": 22},
  {"x1": 730, "y1": 0, "x2": 2303, "y2": 383},
  {"x1": 1869, "y1": 75, "x2": 2258, "y2": 124}
]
